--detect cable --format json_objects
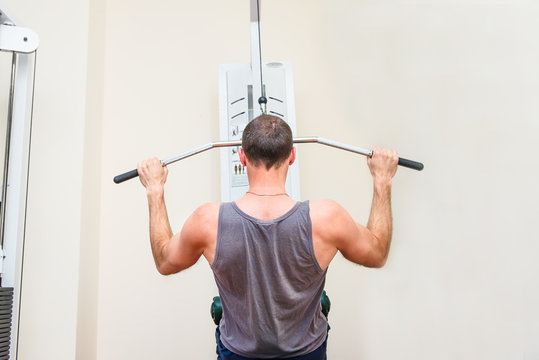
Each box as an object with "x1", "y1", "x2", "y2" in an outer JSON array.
[{"x1": 256, "y1": 0, "x2": 267, "y2": 114}]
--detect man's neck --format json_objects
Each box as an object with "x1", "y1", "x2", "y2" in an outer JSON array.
[
  {"x1": 245, "y1": 165, "x2": 288, "y2": 195},
  {"x1": 235, "y1": 163, "x2": 296, "y2": 220}
]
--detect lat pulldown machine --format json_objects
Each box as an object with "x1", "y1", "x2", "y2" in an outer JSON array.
[{"x1": 113, "y1": 0, "x2": 423, "y2": 187}]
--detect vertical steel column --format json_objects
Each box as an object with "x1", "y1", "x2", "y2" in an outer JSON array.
[
  {"x1": 0, "y1": 53, "x2": 17, "y2": 252},
  {"x1": 0, "y1": 51, "x2": 36, "y2": 360},
  {"x1": 250, "y1": 0, "x2": 263, "y2": 116}
]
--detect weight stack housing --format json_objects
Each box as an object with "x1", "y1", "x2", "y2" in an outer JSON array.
[{"x1": 0, "y1": 288, "x2": 13, "y2": 359}]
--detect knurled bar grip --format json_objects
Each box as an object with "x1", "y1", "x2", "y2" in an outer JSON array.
[{"x1": 113, "y1": 137, "x2": 424, "y2": 184}]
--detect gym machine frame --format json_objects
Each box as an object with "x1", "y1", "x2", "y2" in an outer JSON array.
[{"x1": 0, "y1": 2, "x2": 39, "y2": 359}]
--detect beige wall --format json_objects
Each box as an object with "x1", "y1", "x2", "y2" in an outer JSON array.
[
  {"x1": 76, "y1": 0, "x2": 106, "y2": 358},
  {"x1": 2, "y1": 0, "x2": 539, "y2": 359}
]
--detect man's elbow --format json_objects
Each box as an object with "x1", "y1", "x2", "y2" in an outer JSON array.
[
  {"x1": 156, "y1": 266, "x2": 173, "y2": 276},
  {"x1": 155, "y1": 261, "x2": 182, "y2": 276},
  {"x1": 371, "y1": 254, "x2": 388, "y2": 268},
  {"x1": 367, "y1": 242, "x2": 390, "y2": 268},
  {"x1": 372, "y1": 235, "x2": 391, "y2": 268}
]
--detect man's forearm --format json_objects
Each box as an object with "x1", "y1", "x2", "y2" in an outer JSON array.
[
  {"x1": 146, "y1": 187, "x2": 173, "y2": 268},
  {"x1": 366, "y1": 179, "x2": 393, "y2": 260}
]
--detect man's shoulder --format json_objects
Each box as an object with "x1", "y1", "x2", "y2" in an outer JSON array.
[
  {"x1": 309, "y1": 199, "x2": 346, "y2": 222},
  {"x1": 196, "y1": 202, "x2": 221, "y2": 212},
  {"x1": 309, "y1": 199, "x2": 343, "y2": 214},
  {"x1": 184, "y1": 203, "x2": 221, "y2": 241},
  {"x1": 191, "y1": 202, "x2": 220, "y2": 225}
]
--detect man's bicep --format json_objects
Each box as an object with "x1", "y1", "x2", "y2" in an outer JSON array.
[
  {"x1": 333, "y1": 208, "x2": 383, "y2": 268},
  {"x1": 161, "y1": 212, "x2": 206, "y2": 274}
]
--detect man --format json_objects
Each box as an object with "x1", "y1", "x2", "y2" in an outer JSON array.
[{"x1": 137, "y1": 114, "x2": 398, "y2": 359}]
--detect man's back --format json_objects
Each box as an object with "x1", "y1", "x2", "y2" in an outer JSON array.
[{"x1": 212, "y1": 201, "x2": 328, "y2": 358}]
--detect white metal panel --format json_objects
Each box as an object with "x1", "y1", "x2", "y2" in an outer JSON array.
[
  {"x1": 219, "y1": 64, "x2": 251, "y2": 202},
  {"x1": 219, "y1": 62, "x2": 300, "y2": 202}
]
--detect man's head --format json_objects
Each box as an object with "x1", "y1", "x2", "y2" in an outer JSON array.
[{"x1": 241, "y1": 114, "x2": 294, "y2": 170}]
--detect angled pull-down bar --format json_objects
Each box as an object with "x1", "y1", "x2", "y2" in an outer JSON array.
[{"x1": 113, "y1": 137, "x2": 424, "y2": 184}]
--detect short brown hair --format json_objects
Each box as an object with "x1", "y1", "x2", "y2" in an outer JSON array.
[{"x1": 241, "y1": 114, "x2": 293, "y2": 170}]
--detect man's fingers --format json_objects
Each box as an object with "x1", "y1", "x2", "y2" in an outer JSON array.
[
  {"x1": 391, "y1": 150, "x2": 398, "y2": 164},
  {"x1": 137, "y1": 161, "x2": 144, "y2": 176},
  {"x1": 374, "y1": 148, "x2": 398, "y2": 161},
  {"x1": 367, "y1": 147, "x2": 399, "y2": 180},
  {"x1": 137, "y1": 158, "x2": 168, "y2": 189}
]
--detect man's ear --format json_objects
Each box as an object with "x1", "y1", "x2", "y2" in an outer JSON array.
[
  {"x1": 288, "y1": 147, "x2": 296, "y2": 166},
  {"x1": 239, "y1": 148, "x2": 247, "y2": 166}
]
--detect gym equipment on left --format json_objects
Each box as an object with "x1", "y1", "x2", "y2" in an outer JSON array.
[{"x1": 0, "y1": 5, "x2": 39, "y2": 359}]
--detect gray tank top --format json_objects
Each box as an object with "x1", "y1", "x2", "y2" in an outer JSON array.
[{"x1": 211, "y1": 201, "x2": 328, "y2": 358}]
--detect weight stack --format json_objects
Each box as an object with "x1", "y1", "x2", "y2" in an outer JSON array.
[{"x1": 0, "y1": 288, "x2": 13, "y2": 360}]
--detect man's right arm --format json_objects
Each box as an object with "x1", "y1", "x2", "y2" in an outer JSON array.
[{"x1": 311, "y1": 147, "x2": 398, "y2": 268}]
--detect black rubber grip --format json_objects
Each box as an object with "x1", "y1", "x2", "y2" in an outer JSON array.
[
  {"x1": 398, "y1": 157, "x2": 424, "y2": 171},
  {"x1": 113, "y1": 169, "x2": 139, "y2": 184}
]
